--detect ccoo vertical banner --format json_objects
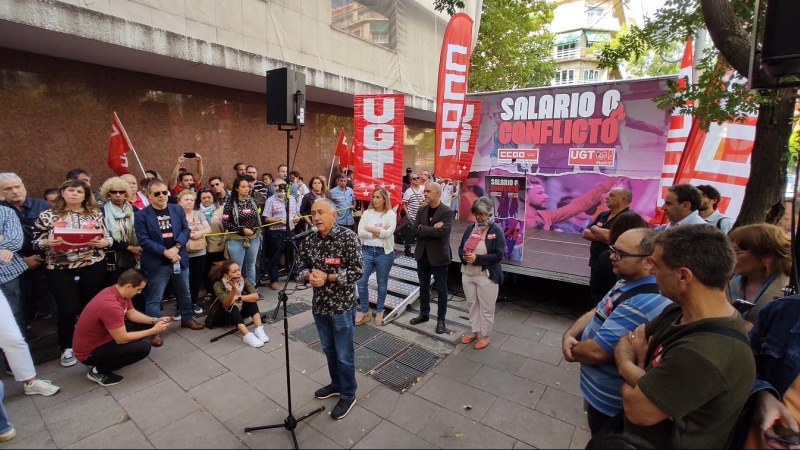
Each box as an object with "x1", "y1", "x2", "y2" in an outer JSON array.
[
  {"x1": 435, "y1": 13, "x2": 474, "y2": 180},
  {"x1": 353, "y1": 93, "x2": 405, "y2": 202}
]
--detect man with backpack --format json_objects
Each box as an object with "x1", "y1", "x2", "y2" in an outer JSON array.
[
  {"x1": 613, "y1": 225, "x2": 755, "y2": 448},
  {"x1": 562, "y1": 228, "x2": 672, "y2": 436}
]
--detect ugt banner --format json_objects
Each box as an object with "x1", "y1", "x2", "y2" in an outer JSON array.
[
  {"x1": 435, "y1": 13, "x2": 474, "y2": 180},
  {"x1": 455, "y1": 100, "x2": 482, "y2": 181},
  {"x1": 353, "y1": 93, "x2": 404, "y2": 202}
]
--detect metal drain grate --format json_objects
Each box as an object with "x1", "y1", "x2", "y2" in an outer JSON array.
[
  {"x1": 289, "y1": 322, "x2": 319, "y2": 344},
  {"x1": 372, "y1": 361, "x2": 424, "y2": 393},
  {"x1": 353, "y1": 325, "x2": 384, "y2": 346},
  {"x1": 285, "y1": 302, "x2": 312, "y2": 316},
  {"x1": 395, "y1": 346, "x2": 440, "y2": 373},
  {"x1": 365, "y1": 334, "x2": 410, "y2": 357},
  {"x1": 308, "y1": 341, "x2": 323, "y2": 352},
  {"x1": 355, "y1": 347, "x2": 389, "y2": 374}
]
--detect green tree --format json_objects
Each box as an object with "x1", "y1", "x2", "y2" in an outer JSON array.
[
  {"x1": 434, "y1": 0, "x2": 558, "y2": 92},
  {"x1": 592, "y1": 25, "x2": 682, "y2": 78},
  {"x1": 594, "y1": 0, "x2": 795, "y2": 226}
]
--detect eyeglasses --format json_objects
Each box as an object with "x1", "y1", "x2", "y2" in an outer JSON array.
[
  {"x1": 151, "y1": 190, "x2": 169, "y2": 197},
  {"x1": 412, "y1": 177, "x2": 419, "y2": 180},
  {"x1": 609, "y1": 245, "x2": 650, "y2": 259},
  {"x1": 109, "y1": 190, "x2": 126, "y2": 195}
]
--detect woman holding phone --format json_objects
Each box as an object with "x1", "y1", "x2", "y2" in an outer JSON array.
[
  {"x1": 457, "y1": 197, "x2": 504, "y2": 350},
  {"x1": 209, "y1": 260, "x2": 269, "y2": 348}
]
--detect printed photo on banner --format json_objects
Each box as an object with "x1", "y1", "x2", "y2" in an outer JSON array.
[
  {"x1": 463, "y1": 78, "x2": 673, "y2": 233},
  {"x1": 485, "y1": 175, "x2": 526, "y2": 262}
]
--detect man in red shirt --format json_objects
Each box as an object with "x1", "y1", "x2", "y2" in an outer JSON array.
[
  {"x1": 168, "y1": 154, "x2": 205, "y2": 195},
  {"x1": 73, "y1": 269, "x2": 171, "y2": 386}
]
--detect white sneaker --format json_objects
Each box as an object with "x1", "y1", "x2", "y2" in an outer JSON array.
[
  {"x1": 172, "y1": 312, "x2": 181, "y2": 321},
  {"x1": 60, "y1": 349, "x2": 77, "y2": 367},
  {"x1": 253, "y1": 326, "x2": 270, "y2": 343},
  {"x1": 243, "y1": 333, "x2": 264, "y2": 348},
  {"x1": 24, "y1": 379, "x2": 60, "y2": 397}
]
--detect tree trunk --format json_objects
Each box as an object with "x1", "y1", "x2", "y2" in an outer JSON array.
[{"x1": 734, "y1": 88, "x2": 795, "y2": 227}]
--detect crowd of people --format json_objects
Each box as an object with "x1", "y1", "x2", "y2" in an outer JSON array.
[{"x1": 1, "y1": 156, "x2": 799, "y2": 448}]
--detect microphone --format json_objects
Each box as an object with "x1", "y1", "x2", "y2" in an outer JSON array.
[{"x1": 291, "y1": 226, "x2": 318, "y2": 240}]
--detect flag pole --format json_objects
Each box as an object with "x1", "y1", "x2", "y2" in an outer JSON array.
[
  {"x1": 327, "y1": 154, "x2": 336, "y2": 186},
  {"x1": 114, "y1": 112, "x2": 147, "y2": 178}
]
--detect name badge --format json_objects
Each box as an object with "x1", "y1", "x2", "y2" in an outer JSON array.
[
  {"x1": 652, "y1": 344, "x2": 665, "y2": 367},
  {"x1": 163, "y1": 232, "x2": 174, "y2": 238},
  {"x1": 375, "y1": 223, "x2": 383, "y2": 228},
  {"x1": 487, "y1": 234, "x2": 496, "y2": 240},
  {"x1": 243, "y1": 209, "x2": 252, "y2": 215},
  {"x1": 335, "y1": 196, "x2": 344, "y2": 201},
  {"x1": 325, "y1": 257, "x2": 341, "y2": 265}
]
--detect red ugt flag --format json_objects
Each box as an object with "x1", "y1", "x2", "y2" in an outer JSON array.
[{"x1": 108, "y1": 112, "x2": 133, "y2": 176}]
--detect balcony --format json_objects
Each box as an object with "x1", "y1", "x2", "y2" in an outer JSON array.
[{"x1": 554, "y1": 47, "x2": 580, "y2": 60}]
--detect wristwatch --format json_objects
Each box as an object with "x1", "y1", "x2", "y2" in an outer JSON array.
[
  {"x1": 151, "y1": 317, "x2": 156, "y2": 325},
  {"x1": 174, "y1": 242, "x2": 182, "y2": 250}
]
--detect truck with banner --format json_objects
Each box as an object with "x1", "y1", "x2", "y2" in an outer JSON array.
[{"x1": 461, "y1": 77, "x2": 676, "y2": 235}]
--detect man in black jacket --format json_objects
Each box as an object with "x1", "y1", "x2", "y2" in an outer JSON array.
[{"x1": 410, "y1": 182, "x2": 453, "y2": 334}]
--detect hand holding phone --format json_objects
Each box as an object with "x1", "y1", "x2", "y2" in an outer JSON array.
[
  {"x1": 733, "y1": 298, "x2": 757, "y2": 314},
  {"x1": 183, "y1": 152, "x2": 196, "y2": 159},
  {"x1": 766, "y1": 424, "x2": 800, "y2": 448}
]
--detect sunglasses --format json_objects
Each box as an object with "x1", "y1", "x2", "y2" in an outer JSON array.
[
  {"x1": 109, "y1": 190, "x2": 127, "y2": 195},
  {"x1": 609, "y1": 245, "x2": 650, "y2": 259},
  {"x1": 151, "y1": 190, "x2": 169, "y2": 197},
  {"x1": 412, "y1": 177, "x2": 419, "y2": 180}
]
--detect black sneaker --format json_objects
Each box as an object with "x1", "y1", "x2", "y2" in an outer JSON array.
[
  {"x1": 86, "y1": 369, "x2": 124, "y2": 387},
  {"x1": 314, "y1": 384, "x2": 341, "y2": 399},
  {"x1": 330, "y1": 397, "x2": 356, "y2": 420}
]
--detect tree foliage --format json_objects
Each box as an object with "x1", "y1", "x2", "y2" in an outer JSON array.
[
  {"x1": 434, "y1": 0, "x2": 558, "y2": 92},
  {"x1": 595, "y1": 0, "x2": 796, "y2": 226},
  {"x1": 592, "y1": 25, "x2": 681, "y2": 79}
]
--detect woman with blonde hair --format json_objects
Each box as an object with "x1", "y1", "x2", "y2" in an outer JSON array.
[
  {"x1": 99, "y1": 177, "x2": 141, "y2": 287},
  {"x1": 726, "y1": 223, "x2": 791, "y2": 327},
  {"x1": 33, "y1": 179, "x2": 112, "y2": 367},
  {"x1": 355, "y1": 187, "x2": 396, "y2": 325}
]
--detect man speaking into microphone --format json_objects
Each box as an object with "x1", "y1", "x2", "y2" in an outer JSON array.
[{"x1": 296, "y1": 198, "x2": 363, "y2": 420}]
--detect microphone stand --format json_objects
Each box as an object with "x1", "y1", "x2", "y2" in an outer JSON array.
[{"x1": 244, "y1": 124, "x2": 324, "y2": 449}]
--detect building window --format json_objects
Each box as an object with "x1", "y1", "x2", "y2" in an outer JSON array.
[
  {"x1": 583, "y1": 69, "x2": 600, "y2": 83},
  {"x1": 555, "y1": 42, "x2": 578, "y2": 60},
  {"x1": 331, "y1": 0, "x2": 394, "y2": 50},
  {"x1": 554, "y1": 69, "x2": 576, "y2": 85},
  {"x1": 586, "y1": 7, "x2": 604, "y2": 24}
]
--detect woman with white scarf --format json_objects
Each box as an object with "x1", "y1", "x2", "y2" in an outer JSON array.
[
  {"x1": 209, "y1": 260, "x2": 268, "y2": 348},
  {"x1": 457, "y1": 197, "x2": 505, "y2": 350},
  {"x1": 99, "y1": 177, "x2": 141, "y2": 287}
]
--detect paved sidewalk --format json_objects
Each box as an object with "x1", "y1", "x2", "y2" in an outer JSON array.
[{"x1": 0, "y1": 284, "x2": 591, "y2": 449}]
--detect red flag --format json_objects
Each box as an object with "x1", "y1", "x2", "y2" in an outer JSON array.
[
  {"x1": 353, "y1": 94, "x2": 404, "y2": 201},
  {"x1": 435, "y1": 13, "x2": 474, "y2": 180},
  {"x1": 108, "y1": 112, "x2": 133, "y2": 176},
  {"x1": 455, "y1": 100, "x2": 482, "y2": 181},
  {"x1": 334, "y1": 128, "x2": 349, "y2": 168}
]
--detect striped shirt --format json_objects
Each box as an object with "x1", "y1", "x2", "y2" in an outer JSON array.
[
  {"x1": 0, "y1": 206, "x2": 28, "y2": 284},
  {"x1": 579, "y1": 275, "x2": 672, "y2": 417},
  {"x1": 402, "y1": 186, "x2": 425, "y2": 222}
]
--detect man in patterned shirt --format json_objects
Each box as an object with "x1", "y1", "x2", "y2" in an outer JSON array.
[
  {"x1": 297, "y1": 198, "x2": 363, "y2": 420},
  {"x1": 262, "y1": 179, "x2": 300, "y2": 290}
]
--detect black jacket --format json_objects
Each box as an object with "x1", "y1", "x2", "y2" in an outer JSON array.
[{"x1": 457, "y1": 222, "x2": 505, "y2": 285}]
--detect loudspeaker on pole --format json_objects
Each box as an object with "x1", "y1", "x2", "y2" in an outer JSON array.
[
  {"x1": 266, "y1": 68, "x2": 306, "y2": 126},
  {"x1": 760, "y1": 0, "x2": 800, "y2": 78}
]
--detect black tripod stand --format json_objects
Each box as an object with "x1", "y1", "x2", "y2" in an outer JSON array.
[{"x1": 244, "y1": 125, "x2": 324, "y2": 449}]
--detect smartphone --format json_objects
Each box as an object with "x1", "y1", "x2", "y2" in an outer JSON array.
[
  {"x1": 183, "y1": 152, "x2": 196, "y2": 159},
  {"x1": 766, "y1": 424, "x2": 800, "y2": 446},
  {"x1": 189, "y1": 182, "x2": 196, "y2": 191},
  {"x1": 732, "y1": 298, "x2": 756, "y2": 314}
]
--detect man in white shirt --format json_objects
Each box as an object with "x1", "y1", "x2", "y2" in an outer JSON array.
[
  {"x1": 654, "y1": 183, "x2": 708, "y2": 231},
  {"x1": 695, "y1": 184, "x2": 733, "y2": 234}
]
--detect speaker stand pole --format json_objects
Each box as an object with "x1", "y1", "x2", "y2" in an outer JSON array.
[{"x1": 244, "y1": 125, "x2": 324, "y2": 449}]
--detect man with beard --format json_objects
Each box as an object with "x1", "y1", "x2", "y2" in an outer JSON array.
[
  {"x1": 695, "y1": 184, "x2": 733, "y2": 234},
  {"x1": 526, "y1": 176, "x2": 621, "y2": 231}
]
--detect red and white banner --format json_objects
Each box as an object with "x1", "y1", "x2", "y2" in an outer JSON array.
[
  {"x1": 455, "y1": 100, "x2": 481, "y2": 181},
  {"x1": 108, "y1": 112, "x2": 133, "y2": 176},
  {"x1": 435, "y1": 13, "x2": 474, "y2": 180},
  {"x1": 353, "y1": 93, "x2": 404, "y2": 202}
]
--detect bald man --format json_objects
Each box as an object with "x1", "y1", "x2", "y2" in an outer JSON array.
[
  {"x1": 582, "y1": 187, "x2": 632, "y2": 269},
  {"x1": 410, "y1": 182, "x2": 453, "y2": 334}
]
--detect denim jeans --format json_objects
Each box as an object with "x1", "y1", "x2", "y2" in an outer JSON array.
[
  {"x1": 313, "y1": 308, "x2": 357, "y2": 399},
  {"x1": 143, "y1": 265, "x2": 193, "y2": 322},
  {"x1": 417, "y1": 256, "x2": 449, "y2": 320},
  {"x1": 0, "y1": 277, "x2": 24, "y2": 335},
  {"x1": 227, "y1": 236, "x2": 261, "y2": 286},
  {"x1": 0, "y1": 381, "x2": 11, "y2": 434},
  {"x1": 356, "y1": 247, "x2": 394, "y2": 313}
]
